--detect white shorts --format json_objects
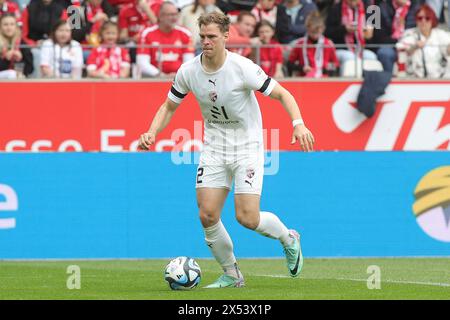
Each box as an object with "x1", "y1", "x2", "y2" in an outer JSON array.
[{"x1": 195, "y1": 149, "x2": 264, "y2": 195}]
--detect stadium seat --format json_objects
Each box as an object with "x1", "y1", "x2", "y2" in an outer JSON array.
[{"x1": 341, "y1": 59, "x2": 384, "y2": 78}]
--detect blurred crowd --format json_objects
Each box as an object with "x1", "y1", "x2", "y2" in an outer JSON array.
[{"x1": 0, "y1": 0, "x2": 449, "y2": 79}]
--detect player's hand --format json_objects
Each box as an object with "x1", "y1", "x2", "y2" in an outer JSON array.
[
  {"x1": 291, "y1": 124, "x2": 315, "y2": 152},
  {"x1": 139, "y1": 131, "x2": 156, "y2": 150}
]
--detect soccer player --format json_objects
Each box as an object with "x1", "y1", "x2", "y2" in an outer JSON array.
[{"x1": 139, "y1": 12, "x2": 314, "y2": 288}]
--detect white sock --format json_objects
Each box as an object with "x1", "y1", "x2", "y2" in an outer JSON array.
[
  {"x1": 255, "y1": 211, "x2": 293, "y2": 247},
  {"x1": 204, "y1": 220, "x2": 242, "y2": 279}
]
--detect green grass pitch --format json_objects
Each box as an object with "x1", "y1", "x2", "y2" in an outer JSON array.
[{"x1": 0, "y1": 258, "x2": 449, "y2": 300}]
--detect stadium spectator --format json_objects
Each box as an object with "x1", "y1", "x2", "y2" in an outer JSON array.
[
  {"x1": 172, "y1": 0, "x2": 194, "y2": 9},
  {"x1": 279, "y1": 0, "x2": 317, "y2": 44},
  {"x1": 324, "y1": 0, "x2": 378, "y2": 69},
  {"x1": 0, "y1": 14, "x2": 33, "y2": 78},
  {"x1": 87, "y1": 21, "x2": 131, "y2": 78},
  {"x1": 216, "y1": 0, "x2": 257, "y2": 15},
  {"x1": 119, "y1": 0, "x2": 160, "y2": 43},
  {"x1": 255, "y1": 19, "x2": 283, "y2": 77},
  {"x1": 251, "y1": 0, "x2": 290, "y2": 43},
  {"x1": 251, "y1": 0, "x2": 278, "y2": 25},
  {"x1": 314, "y1": 0, "x2": 334, "y2": 15},
  {"x1": 40, "y1": 20, "x2": 83, "y2": 78},
  {"x1": 179, "y1": 0, "x2": 222, "y2": 50},
  {"x1": 372, "y1": 0, "x2": 419, "y2": 73},
  {"x1": 22, "y1": 0, "x2": 68, "y2": 46},
  {"x1": 136, "y1": 1, "x2": 194, "y2": 77},
  {"x1": 227, "y1": 10, "x2": 258, "y2": 58},
  {"x1": 0, "y1": 0, "x2": 21, "y2": 23},
  {"x1": 106, "y1": 0, "x2": 134, "y2": 11},
  {"x1": 288, "y1": 10, "x2": 339, "y2": 77},
  {"x1": 22, "y1": 0, "x2": 68, "y2": 77},
  {"x1": 396, "y1": 4, "x2": 450, "y2": 78},
  {"x1": 70, "y1": 0, "x2": 116, "y2": 47}
]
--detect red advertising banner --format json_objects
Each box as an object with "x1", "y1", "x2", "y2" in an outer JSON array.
[{"x1": 0, "y1": 81, "x2": 449, "y2": 151}]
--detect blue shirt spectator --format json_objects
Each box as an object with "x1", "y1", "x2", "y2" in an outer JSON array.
[{"x1": 279, "y1": 0, "x2": 317, "y2": 44}]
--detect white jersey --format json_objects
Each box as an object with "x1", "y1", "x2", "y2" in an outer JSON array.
[{"x1": 168, "y1": 50, "x2": 277, "y2": 155}]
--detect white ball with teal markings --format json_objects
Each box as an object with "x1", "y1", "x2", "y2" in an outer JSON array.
[{"x1": 164, "y1": 257, "x2": 201, "y2": 290}]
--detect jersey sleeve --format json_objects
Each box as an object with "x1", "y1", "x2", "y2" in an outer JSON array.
[
  {"x1": 241, "y1": 58, "x2": 277, "y2": 96},
  {"x1": 167, "y1": 67, "x2": 190, "y2": 104}
]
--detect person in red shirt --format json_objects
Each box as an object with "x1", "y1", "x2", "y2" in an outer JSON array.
[
  {"x1": 288, "y1": 11, "x2": 339, "y2": 78},
  {"x1": 227, "y1": 11, "x2": 258, "y2": 58},
  {"x1": 0, "y1": 0, "x2": 21, "y2": 23},
  {"x1": 87, "y1": 21, "x2": 131, "y2": 78},
  {"x1": 136, "y1": 1, "x2": 194, "y2": 77},
  {"x1": 119, "y1": 0, "x2": 161, "y2": 43},
  {"x1": 255, "y1": 19, "x2": 283, "y2": 78}
]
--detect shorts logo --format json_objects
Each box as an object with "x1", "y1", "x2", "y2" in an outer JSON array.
[
  {"x1": 412, "y1": 166, "x2": 450, "y2": 242},
  {"x1": 245, "y1": 168, "x2": 255, "y2": 188}
]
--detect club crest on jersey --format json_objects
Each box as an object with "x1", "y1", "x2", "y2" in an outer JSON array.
[
  {"x1": 246, "y1": 168, "x2": 255, "y2": 179},
  {"x1": 209, "y1": 91, "x2": 218, "y2": 102}
]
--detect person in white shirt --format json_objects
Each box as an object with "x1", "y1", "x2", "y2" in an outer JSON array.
[
  {"x1": 396, "y1": 4, "x2": 450, "y2": 78},
  {"x1": 139, "y1": 12, "x2": 314, "y2": 288},
  {"x1": 40, "y1": 20, "x2": 84, "y2": 79}
]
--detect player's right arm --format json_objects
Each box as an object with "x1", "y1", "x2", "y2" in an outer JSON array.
[{"x1": 139, "y1": 98, "x2": 180, "y2": 150}]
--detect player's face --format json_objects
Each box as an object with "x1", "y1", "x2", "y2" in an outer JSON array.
[
  {"x1": 199, "y1": 23, "x2": 228, "y2": 58},
  {"x1": 0, "y1": 16, "x2": 17, "y2": 38}
]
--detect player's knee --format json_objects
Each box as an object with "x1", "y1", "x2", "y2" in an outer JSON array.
[
  {"x1": 199, "y1": 208, "x2": 220, "y2": 228},
  {"x1": 235, "y1": 209, "x2": 259, "y2": 230}
]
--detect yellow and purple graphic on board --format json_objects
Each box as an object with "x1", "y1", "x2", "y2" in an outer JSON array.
[{"x1": 413, "y1": 166, "x2": 450, "y2": 242}]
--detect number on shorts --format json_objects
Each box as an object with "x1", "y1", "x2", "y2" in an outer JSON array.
[{"x1": 197, "y1": 167, "x2": 204, "y2": 184}]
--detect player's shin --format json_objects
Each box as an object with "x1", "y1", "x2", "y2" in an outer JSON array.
[
  {"x1": 255, "y1": 211, "x2": 294, "y2": 247},
  {"x1": 204, "y1": 220, "x2": 242, "y2": 279}
]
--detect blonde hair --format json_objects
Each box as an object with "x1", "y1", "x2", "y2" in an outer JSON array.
[
  {"x1": 305, "y1": 11, "x2": 325, "y2": 30},
  {"x1": 0, "y1": 14, "x2": 21, "y2": 53},
  {"x1": 198, "y1": 12, "x2": 230, "y2": 34}
]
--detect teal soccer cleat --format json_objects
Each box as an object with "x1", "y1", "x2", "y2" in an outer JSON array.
[
  {"x1": 204, "y1": 274, "x2": 245, "y2": 289},
  {"x1": 283, "y1": 230, "x2": 303, "y2": 277}
]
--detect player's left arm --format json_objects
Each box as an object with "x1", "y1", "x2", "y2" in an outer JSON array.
[{"x1": 269, "y1": 83, "x2": 315, "y2": 152}]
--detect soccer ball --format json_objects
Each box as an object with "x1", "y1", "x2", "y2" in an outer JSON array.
[{"x1": 164, "y1": 256, "x2": 201, "y2": 290}]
